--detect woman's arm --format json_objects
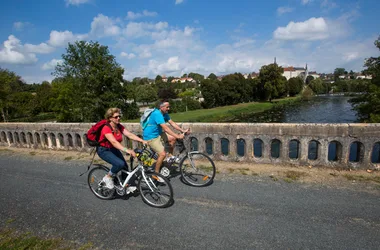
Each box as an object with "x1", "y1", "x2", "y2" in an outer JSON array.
[{"x1": 104, "y1": 133, "x2": 136, "y2": 157}]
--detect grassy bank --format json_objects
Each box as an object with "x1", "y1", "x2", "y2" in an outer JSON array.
[
  {"x1": 0, "y1": 226, "x2": 93, "y2": 250},
  {"x1": 130, "y1": 97, "x2": 299, "y2": 123}
]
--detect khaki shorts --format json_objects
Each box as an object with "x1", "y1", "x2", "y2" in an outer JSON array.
[{"x1": 148, "y1": 133, "x2": 168, "y2": 154}]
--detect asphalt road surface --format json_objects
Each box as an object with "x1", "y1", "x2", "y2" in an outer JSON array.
[{"x1": 0, "y1": 152, "x2": 380, "y2": 250}]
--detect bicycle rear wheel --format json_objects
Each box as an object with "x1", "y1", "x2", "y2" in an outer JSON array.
[
  {"x1": 138, "y1": 172, "x2": 173, "y2": 208},
  {"x1": 180, "y1": 152, "x2": 216, "y2": 187},
  {"x1": 88, "y1": 165, "x2": 115, "y2": 200}
]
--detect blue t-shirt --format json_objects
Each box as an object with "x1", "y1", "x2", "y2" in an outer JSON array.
[{"x1": 143, "y1": 109, "x2": 170, "y2": 140}]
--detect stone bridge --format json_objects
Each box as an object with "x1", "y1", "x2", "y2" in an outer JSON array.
[{"x1": 1, "y1": 122, "x2": 380, "y2": 169}]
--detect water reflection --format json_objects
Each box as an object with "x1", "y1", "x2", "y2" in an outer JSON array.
[{"x1": 236, "y1": 96, "x2": 358, "y2": 123}]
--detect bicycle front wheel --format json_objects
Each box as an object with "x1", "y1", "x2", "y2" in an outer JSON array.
[
  {"x1": 180, "y1": 152, "x2": 216, "y2": 187},
  {"x1": 88, "y1": 165, "x2": 115, "y2": 200},
  {"x1": 138, "y1": 172, "x2": 173, "y2": 208}
]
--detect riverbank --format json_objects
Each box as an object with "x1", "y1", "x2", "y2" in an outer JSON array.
[
  {"x1": 1, "y1": 146, "x2": 379, "y2": 193},
  {"x1": 129, "y1": 97, "x2": 299, "y2": 123}
]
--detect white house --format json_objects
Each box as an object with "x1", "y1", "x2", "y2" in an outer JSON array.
[{"x1": 282, "y1": 66, "x2": 308, "y2": 81}]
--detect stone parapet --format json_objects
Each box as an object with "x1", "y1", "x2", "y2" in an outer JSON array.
[{"x1": 1, "y1": 122, "x2": 379, "y2": 169}]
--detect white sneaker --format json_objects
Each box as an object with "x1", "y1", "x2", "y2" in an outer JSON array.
[
  {"x1": 102, "y1": 175, "x2": 114, "y2": 189},
  {"x1": 126, "y1": 186, "x2": 137, "y2": 194},
  {"x1": 167, "y1": 155, "x2": 179, "y2": 163},
  {"x1": 174, "y1": 157, "x2": 181, "y2": 164}
]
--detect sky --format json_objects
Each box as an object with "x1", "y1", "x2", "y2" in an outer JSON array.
[{"x1": 0, "y1": 0, "x2": 379, "y2": 84}]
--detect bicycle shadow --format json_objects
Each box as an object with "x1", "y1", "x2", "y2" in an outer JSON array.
[{"x1": 114, "y1": 187, "x2": 175, "y2": 208}]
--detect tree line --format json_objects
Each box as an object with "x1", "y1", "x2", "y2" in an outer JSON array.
[{"x1": 1, "y1": 37, "x2": 378, "y2": 123}]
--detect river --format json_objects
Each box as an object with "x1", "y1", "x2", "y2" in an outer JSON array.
[{"x1": 239, "y1": 96, "x2": 358, "y2": 123}]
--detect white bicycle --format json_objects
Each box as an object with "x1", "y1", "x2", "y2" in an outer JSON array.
[{"x1": 87, "y1": 146, "x2": 173, "y2": 208}]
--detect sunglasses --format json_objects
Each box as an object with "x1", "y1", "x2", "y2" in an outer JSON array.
[{"x1": 112, "y1": 115, "x2": 121, "y2": 119}]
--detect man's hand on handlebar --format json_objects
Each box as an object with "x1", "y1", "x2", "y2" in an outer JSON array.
[
  {"x1": 183, "y1": 128, "x2": 190, "y2": 135},
  {"x1": 177, "y1": 133, "x2": 185, "y2": 140}
]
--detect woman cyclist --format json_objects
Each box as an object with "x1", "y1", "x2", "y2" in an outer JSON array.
[{"x1": 97, "y1": 108, "x2": 147, "y2": 192}]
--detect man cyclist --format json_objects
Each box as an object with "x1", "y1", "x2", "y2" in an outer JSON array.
[{"x1": 143, "y1": 100, "x2": 189, "y2": 175}]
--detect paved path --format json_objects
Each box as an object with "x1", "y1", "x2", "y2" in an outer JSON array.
[{"x1": 0, "y1": 152, "x2": 380, "y2": 250}]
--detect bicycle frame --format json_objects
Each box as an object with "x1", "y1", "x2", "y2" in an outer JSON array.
[{"x1": 114, "y1": 158, "x2": 158, "y2": 193}]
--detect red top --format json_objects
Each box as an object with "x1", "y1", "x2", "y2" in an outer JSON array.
[{"x1": 99, "y1": 124, "x2": 125, "y2": 148}]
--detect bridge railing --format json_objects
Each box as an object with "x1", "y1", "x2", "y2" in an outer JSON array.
[{"x1": 1, "y1": 122, "x2": 379, "y2": 169}]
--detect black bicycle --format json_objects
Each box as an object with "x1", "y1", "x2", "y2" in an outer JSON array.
[{"x1": 158, "y1": 136, "x2": 216, "y2": 187}]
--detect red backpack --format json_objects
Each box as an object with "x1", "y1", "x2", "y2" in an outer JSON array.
[{"x1": 85, "y1": 120, "x2": 112, "y2": 147}]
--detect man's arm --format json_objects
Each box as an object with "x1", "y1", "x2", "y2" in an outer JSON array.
[
  {"x1": 160, "y1": 123, "x2": 184, "y2": 139},
  {"x1": 168, "y1": 120, "x2": 189, "y2": 134}
]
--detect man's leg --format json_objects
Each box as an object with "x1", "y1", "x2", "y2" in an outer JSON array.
[
  {"x1": 162, "y1": 132, "x2": 176, "y2": 155},
  {"x1": 148, "y1": 136, "x2": 166, "y2": 173}
]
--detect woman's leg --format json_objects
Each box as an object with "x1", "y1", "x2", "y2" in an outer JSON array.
[{"x1": 97, "y1": 147, "x2": 127, "y2": 175}]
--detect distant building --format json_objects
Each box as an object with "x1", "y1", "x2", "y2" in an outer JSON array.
[
  {"x1": 282, "y1": 65, "x2": 308, "y2": 81},
  {"x1": 356, "y1": 75, "x2": 372, "y2": 80},
  {"x1": 171, "y1": 77, "x2": 196, "y2": 83},
  {"x1": 308, "y1": 71, "x2": 320, "y2": 79}
]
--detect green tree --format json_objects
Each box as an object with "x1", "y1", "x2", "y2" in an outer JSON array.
[
  {"x1": 123, "y1": 81, "x2": 139, "y2": 102},
  {"x1": 334, "y1": 68, "x2": 345, "y2": 81},
  {"x1": 155, "y1": 75, "x2": 163, "y2": 84},
  {"x1": 258, "y1": 63, "x2": 286, "y2": 101},
  {"x1": 188, "y1": 72, "x2": 204, "y2": 82},
  {"x1": 309, "y1": 78, "x2": 326, "y2": 94},
  {"x1": 207, "y1": 73, "x2": 217, "y2": 81},
  {"x1": 350, "y1": 36, "x2": 380, "y2": 122},
  {"x1": 288, "y1": 77, "x2": 303, "y2": 96},
  {"x1": 0, "y1": 68, "x2": 26, "y2": 122},
  {"x1": 349, "y1": 70, "x2": 355, "y2": 79},
  {"x1": 136, "y1": 84, "x2": 157, "y2": 105},
  {"x1": 200, "y1": 78, "x2": 219, "y2": 108},
  {"x1": 50, "y1": 77, "x2": 77, "y2": 122},
  {"x1": 53, "y1": 41, "x2": 124, "y2": 122},
  {"x1": 305, "y1": 75, "x2": 314, "y2": 85}
]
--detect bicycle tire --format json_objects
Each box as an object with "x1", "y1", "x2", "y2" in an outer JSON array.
[
  {"x1": 88, "y1": 165, "x2": 115, "y2": 200},
  {"x1": 138, "y1": 172, "x2": 173, "y2": 208},
  {"x1": 179, "y1": 152, "x2": 216, "y2": 187}
]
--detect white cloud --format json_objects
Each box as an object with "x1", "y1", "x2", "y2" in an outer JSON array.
[
  {"x1": 148, "y1": 56, "x2": 181, "y2": 74},
  {"x1": 139, "y1": 48, "x2": 152, "y2": 59},
  {"x1": 0, "y1": 35, "x2": 37, "y2": 64},
  {"x1": 273, "y1": 17, "x2": 329, "y2": 41},
  {"x1": 65, "y1": 0, "x2": 90, "y2": 6},
  {"x1": 233, "y1": 39, "x2": 255, "y2": 48},
  {"x1": 126, "y1": 10, "x2": 157, "y2": 20},
  {"x1": 175, "y1": 0, "x2": 184, "y2": 5},
  {"x1": 13, "y1": 21, "x2": 32, "y2": 31},
  {"x1": 343, "y1": 52, "x2": 359, "y2": 62},
  {"x1": 48, "y1": 30, "x2": 87, "y2": 47},
  {"x1": 90, "y1": 14, "x2": 120, "y2": 37},
  {"x1": 301, "y1": 0, "x2": 312, "y2": 5},
  {"x1": 152, "y1": 26, "x2": 199, "y2": 50},
  {"x1": 42, "y1": 59, "x2": 63, "y2": 70},
  {"x1": 120, "y1": 52, "x2": 136, "y2": 59},
  {"x1": 24, "y1": 43, "x2": 55, "y2": 54},
  {"x1": 22, "y1": 75, "x2": 54, "y2": 84},
  {"x1": 184, "y1": 26, "x2": 194, "y2": 36},
  {"x1": 321, "y1": 0, "x2": 337, "y2": 10},
  {"x1": 124, "y1": 21, "x2": 168, "y2": 38},
  {"x1": 277, "y1": 7, "x2": 294, "y2": 15}
]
